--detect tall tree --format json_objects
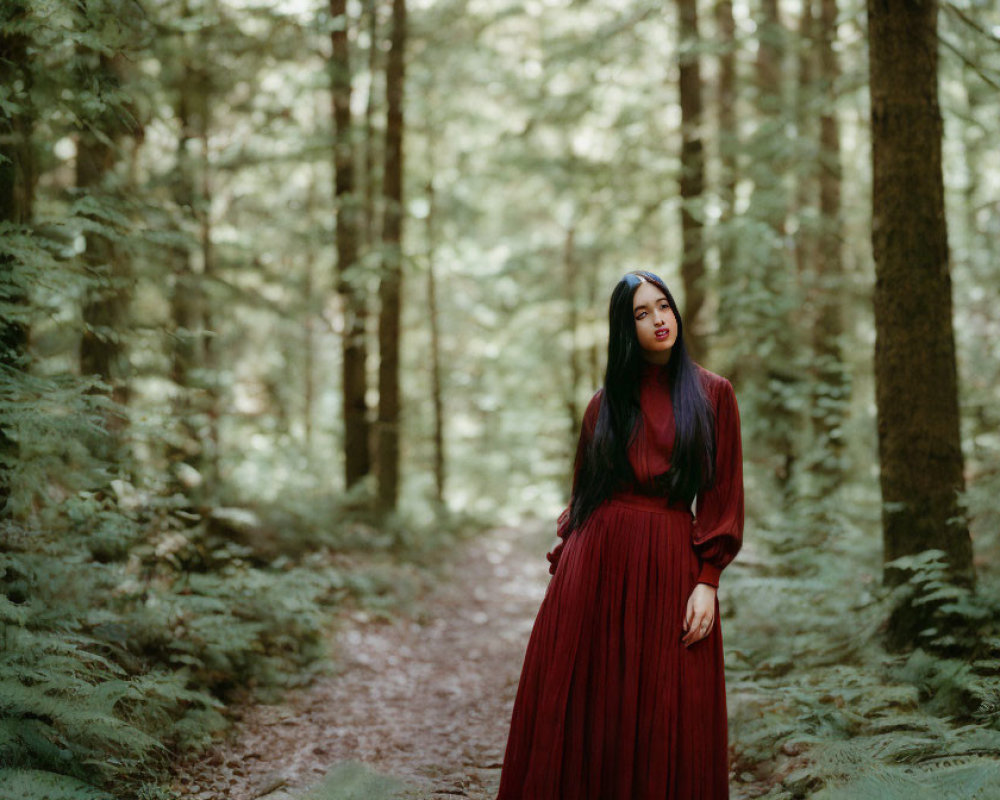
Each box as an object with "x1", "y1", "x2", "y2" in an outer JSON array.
[
  {"x1": 75, "y1": 38, "x2": 139, "y2": 465},
  {"x1": 331, "y1": 0, "x2": 371, "y2": 491},
  {"x1": 867, "y1": 0, "x2": 975, "y2": 639},
  {"x1": 0, "y1": 0, "x2": 34, "y2": 515},
  {"x1": 425, "y1": 175, "x2": 445, "y2": 506},
  {"x1": 376, "y1": 0, "x2": 407, "y2": 512},
  {"x1": 677, "y1": 0, "x2": 706, "y2": 361},
  {"x1": 195, "y1": 67, "x2": 220, "y2": 487},
  {"x1": 167, "y1": 21, "x2": 212, "y2": 493},
  {"x1": 713, "y1": 0, "x2": 738, "y2": 341},
  {"x1": 741, "y1": 0, "x2": 803, "y2": 493},
  {"x1": 793, "y1": 0, "x2": 815, "y2": 279},
  {"x1": 362, "y1": 0, "x2": 381, "y2": 252},
  {"x1": 809, "y1": 0, "x2": 849, "y2": 494}
]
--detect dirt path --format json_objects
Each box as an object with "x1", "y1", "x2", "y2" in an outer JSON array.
[{"x1": 170, "y1": 522, "x2": 551, "y2": 799}]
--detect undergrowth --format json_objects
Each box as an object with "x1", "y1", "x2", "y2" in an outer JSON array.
[
  {"x1": 725, "y1": 486, "x2": 1000, "y2": 799},
  {"x1": 1, "y1": 475, "x2": 482, "y2": 800}
]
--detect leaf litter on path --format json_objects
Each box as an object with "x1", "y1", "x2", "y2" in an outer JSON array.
[{"x1": 169, "y1": 522, "x2": 553, "y2": 800}]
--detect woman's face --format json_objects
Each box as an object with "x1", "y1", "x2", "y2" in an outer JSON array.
[{"x1": 632, "y1": 280, "x2": 678, "y2": 358}]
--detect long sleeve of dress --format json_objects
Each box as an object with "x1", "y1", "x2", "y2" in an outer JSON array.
[
  {"x1": 692, "y1": 378, "x2": 744, "y2": 588},
  {"x1": 547, "y1": 389, "x2": 603, "y2": 575}
]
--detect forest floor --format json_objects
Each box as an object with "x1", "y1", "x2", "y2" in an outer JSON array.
[{"x1": 168, "y1": 521, "x2": 760, "y2": 800}]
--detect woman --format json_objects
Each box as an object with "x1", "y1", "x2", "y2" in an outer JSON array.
[{"x1": 495, "y1": 270, "x2": 744, "y2": 799}]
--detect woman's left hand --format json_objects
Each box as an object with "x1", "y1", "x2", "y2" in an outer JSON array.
[{"x1": 681, "y1": 583, "x2": 716, "y2": 647}]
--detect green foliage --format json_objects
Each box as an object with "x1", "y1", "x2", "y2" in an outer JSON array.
[
  {"x1": 726, "y1": 504, "x2": 1000, "y2": 797},
  {"x1": 0, "y1": 769, "x2": 113, "y2": 800},
  {"x1": 299, "y1": 761, "x2": 406, "y2": 800},
  {"x1": 1, "y1": 564, "x2": 159, "y2": 788},
  {"x1": 2, "y1": 5, "x2": 467, "y2": 799},
  {"x1": 123, "y1": 549, "x2": 331, "y2": 692},
  {"x1": 883, "y1": 548, "x2": 998, "y2": 656},
  {"x1": 2, "y1": 453, "x2": 446, "y2": 798},
  {"x1": 795, "y1": 731, "x2": 1000, "y2": 799},
  {"x1": 2, "y1": 0, "x2": 998, "y2": 798}
]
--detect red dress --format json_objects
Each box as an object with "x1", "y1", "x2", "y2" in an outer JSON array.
[{"x1": 496, "y1": 359, "x2": 744, "y2": 799}]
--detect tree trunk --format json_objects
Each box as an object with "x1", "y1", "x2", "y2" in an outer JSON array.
[
  {"x1": 793, "y1": 0, "x2": 815, "y2": 280},
  {"x1": 331, "y1": 0, "x2": 371, "y2": 492},
  {"x1": 361, "y1": 0, "x2": 380, "y2": 477},
  {"x1": 0, "y1": 1, "x2": 34, "y2": 516},
  {"x1": 747, "y1": 0, "x2": 801, "y2": 493},
  {"x1": 168, "y1": 55, "x2": 209, "y2": 494},
  {"x1": 713, "y1": 0, "x2": 738, "y2": 341},
  {"x1": 376, "y1": 0, "x2": 407, "y2": 513},
  {"x1": 304, "y1": 251, "x2": 316, "y2": 450},
  {"x1": 76, "y1": 26, "x2": 137, "y2": 465},
  {"x1": 74, "y1": 15, "x2": 144, "y2": 473},
  {"x1": 425, "y1": 177, "x2": 445, "y2": 507},
  {"x1": 196, "y1": 98, "x2": 220, "y2": 487},
  {"x1": 363, "y1": 0, "x2": 380, "y2": 252},
  {"x1": 0, "y1": 4, "x2": 33, "y2": 226},
  {"x1": 677, "y1": 0, "x2": 706, "y2": 361},
  {"x1": 809, "y1": 0, "x2": 849, "y2": 495},
  {"x1": 868, "y1": 0, "x2": 974, "y2": 644}
]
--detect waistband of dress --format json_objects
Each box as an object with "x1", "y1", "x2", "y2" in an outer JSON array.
[{"x1": 607, "y1": 491, "x2": 693, "y2": 515}]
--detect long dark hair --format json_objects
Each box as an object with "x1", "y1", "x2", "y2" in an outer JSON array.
[{"x1": 568, "y1": 270, "x2": 717, "y2": 533}]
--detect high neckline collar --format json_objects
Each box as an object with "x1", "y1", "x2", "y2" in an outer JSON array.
[
  {"x1": 640, "y1": 357, "x2": 670, "y2": 372},
  {"x1": 639, "y1": 358, "x2": 671, "y2": 384}
]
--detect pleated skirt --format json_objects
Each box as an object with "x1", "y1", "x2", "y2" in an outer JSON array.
[{"x1": 496, "y1": 493, "x2": 730, "y2": 799}]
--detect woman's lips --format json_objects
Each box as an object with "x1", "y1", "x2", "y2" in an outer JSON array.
[{"x1": 655, "y1": 329, "x2": 670, "y2": 340}]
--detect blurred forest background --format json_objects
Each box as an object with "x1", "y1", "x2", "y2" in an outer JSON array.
[{"x1": 2, "y1": 0, "x2": 1000, "y2": 797}]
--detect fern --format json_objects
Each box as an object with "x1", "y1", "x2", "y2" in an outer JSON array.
[
  {"x1": 797, "y1": 735, "x2": 1000, "y2": 799},
  {"x1": 0, "y1": 769, "x2": 113, "y2": 800}
]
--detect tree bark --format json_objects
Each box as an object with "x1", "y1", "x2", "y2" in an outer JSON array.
[
  {"x1": 331, "y1": 0, "x2": 372, "y2": 492},
  {"x1": 363, "y1": 0, "x2": 380, "y2": 251},
  {"x1": 376, "y1": 0, "x2": 406, "y2": 512},
  {"x1": 809, "y1": 0, "x2": 849, "y2": 494},
  {"x1": 0, "y1": 1, "x2": 34, "y2": 516},
  {"x1": 868, "y1": 0, "x2": 974, "y2": 635},
  {"x1": 168, "y1": 50, "x2": 210, "y2": 494},
  {"x1": 425, "y1": 177, "x2": 445, "y2": 507},
  {"x1": 361, "y1": 0, "x2": 380, "y2": 477},
  {"x1": 748, "y1": 0, "x2": 800, "y2": 493},
  {"x1": 196, "y1": 92, "x2": 220, "y2": 487},
  {"x1": 76, "y1": 41, "x2": 141, "y2": 470},
  {"x1": 677, "y1": 0, "x2": 706, "y2": 361},
  {"x1": 713, "y1": 0, "x2": 738, "y2": 340},
  {"x1": 0, "y1": 3, "x2": 33, "y2": 227},
  {"x1": 793, "y1": 0, "x2": 815, "y2": 280}
]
